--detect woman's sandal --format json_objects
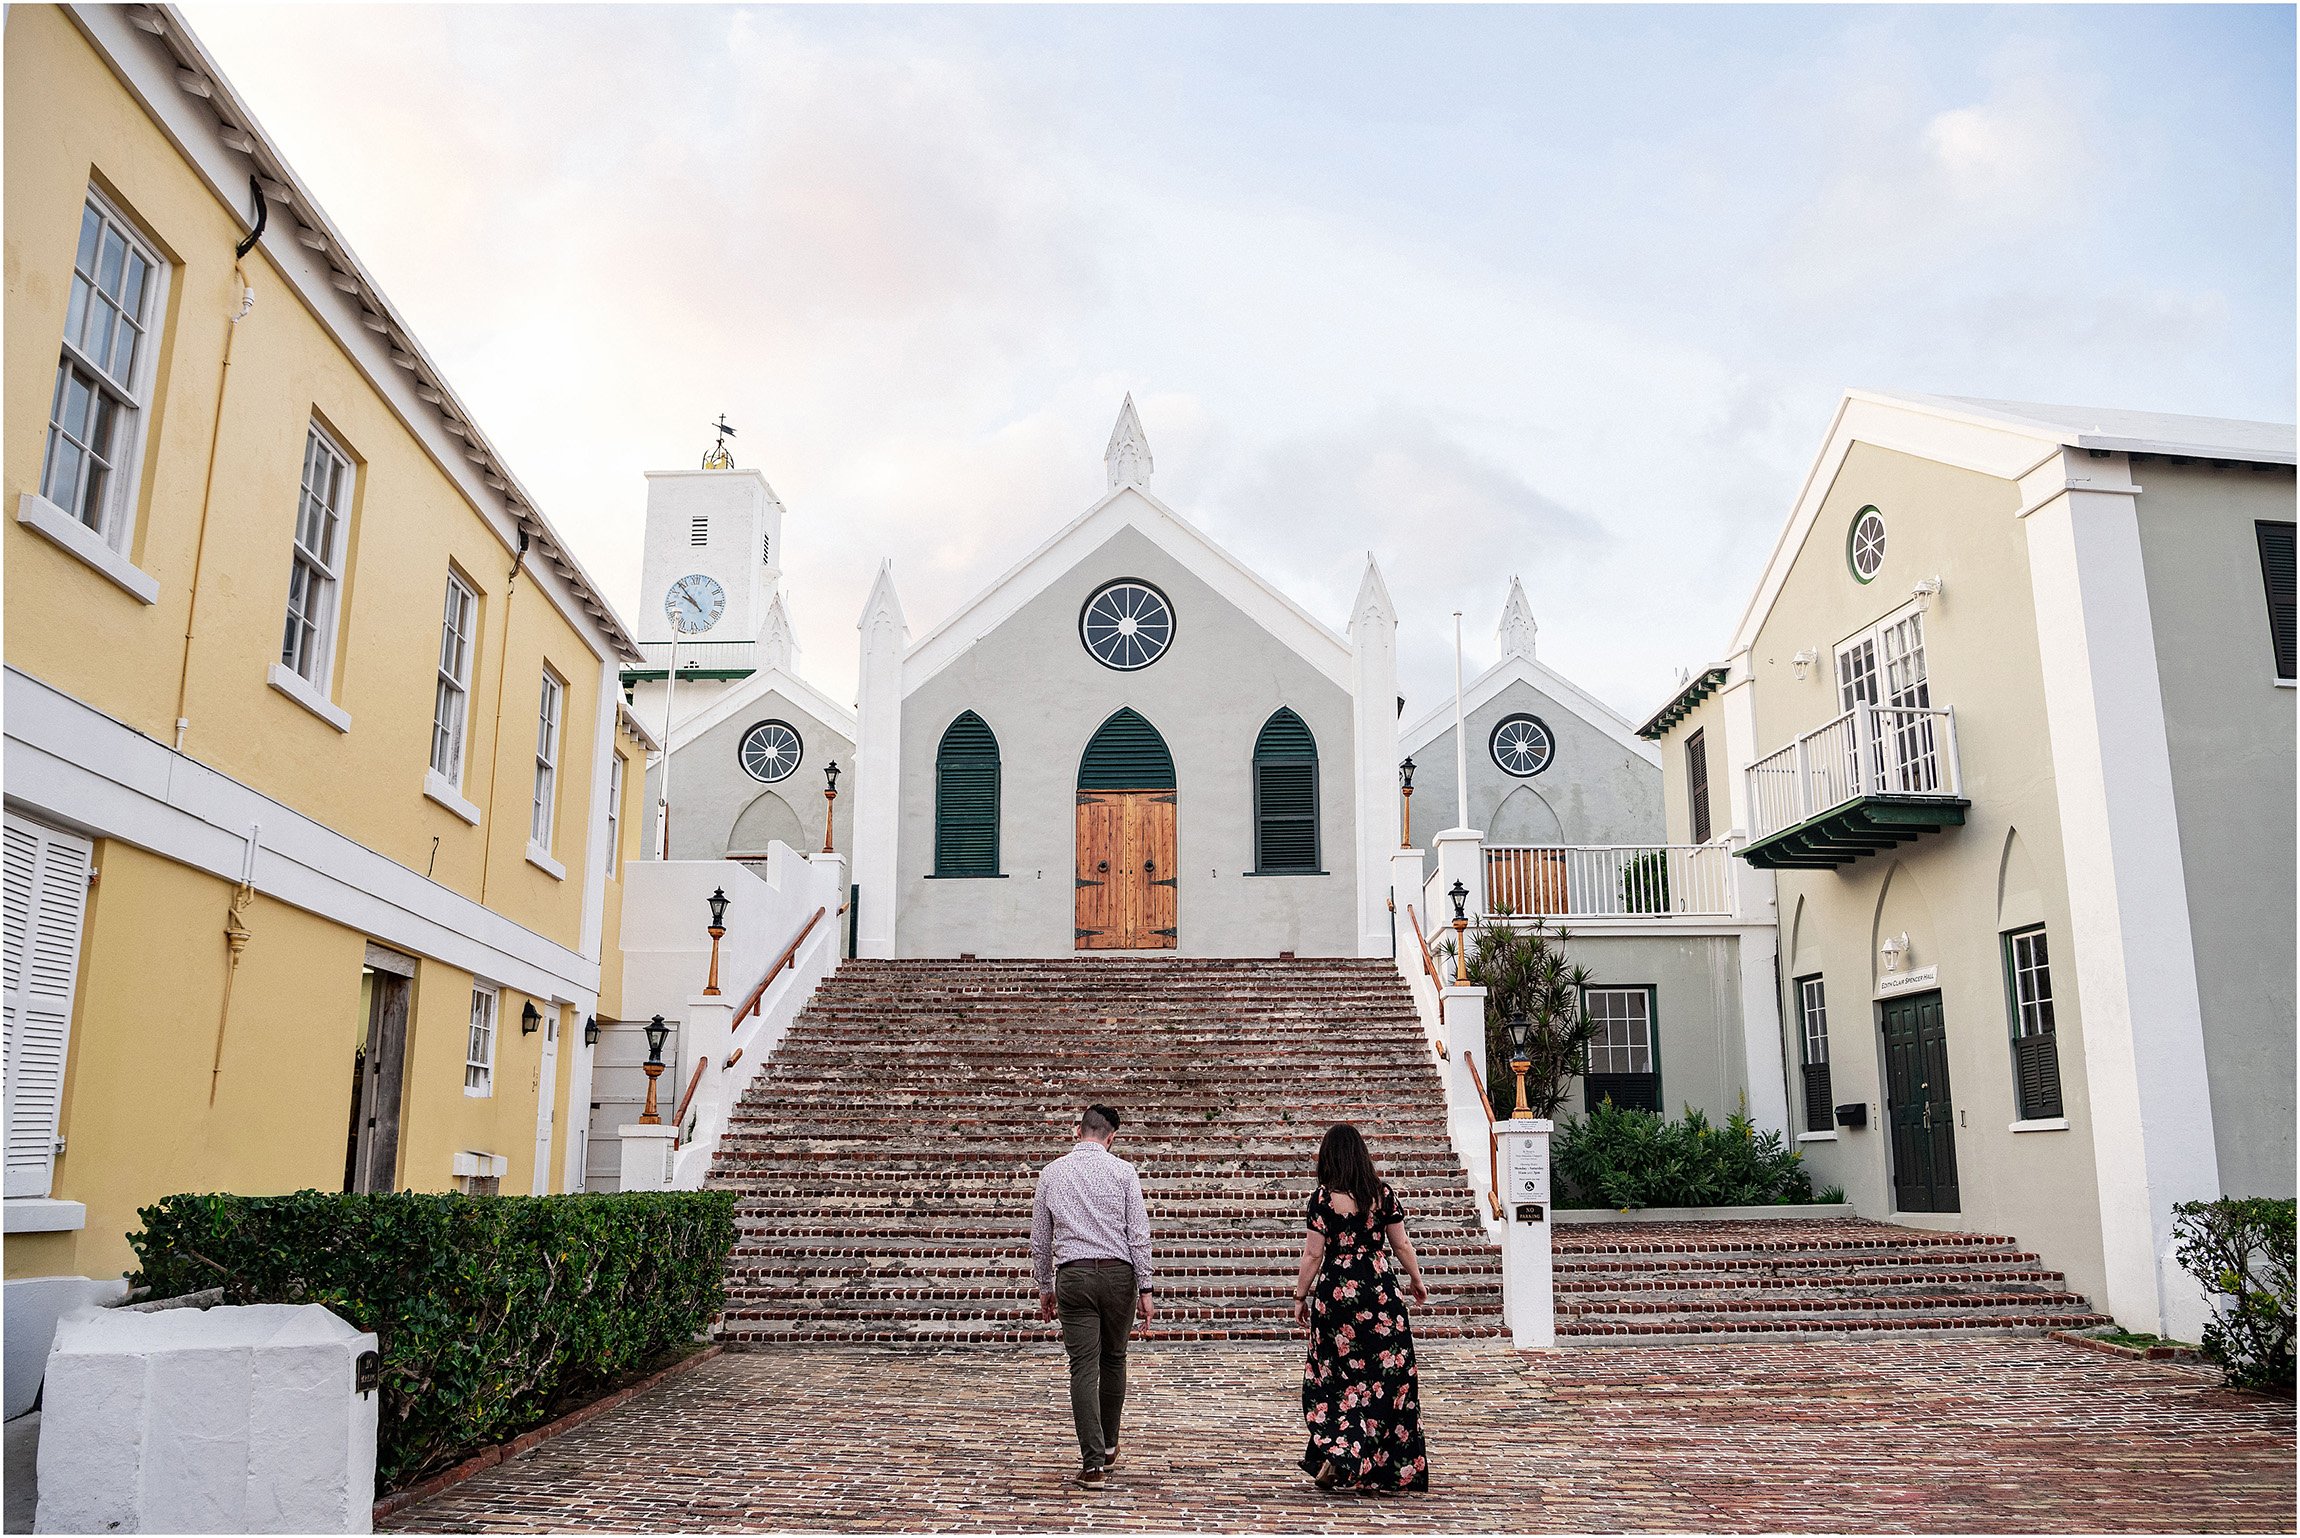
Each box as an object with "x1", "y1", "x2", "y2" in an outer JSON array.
[{"x1": 1314, "y1": 1460, "x2": 1341, "y2": 1490}]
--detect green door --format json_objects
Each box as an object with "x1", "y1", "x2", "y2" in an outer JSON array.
[{"x1": 1880, "y1": 989, "x2": 1959, "y2": 1213}]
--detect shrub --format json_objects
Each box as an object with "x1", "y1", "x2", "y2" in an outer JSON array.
[
  {"x1": 130, "y1": 1190, "x2": 737, "y2": 1491},
  {"x1": 2173, "y1": 1196, "x2": 2296, "y2": 1395},
  {"x1": 1552, "y1": 1101, "x2": 1815, "y2": 1210},
  {"x1": 1442, "y1": 916, "x2": 1594, "y2": 1119},
  {"x1": 1620, "y1": 850, "x2": 1670, "y2": 915}
]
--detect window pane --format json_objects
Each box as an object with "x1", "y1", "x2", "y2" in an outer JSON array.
[
  {"x1": 64, "y1": 275, "x2": 90, "y2": 350},
  {"x1": 74, "y1": 204, "x2": 101, "y2": 277},
  {"x1": 95, "y1": 228, "x2": 126, "y2": 301}
]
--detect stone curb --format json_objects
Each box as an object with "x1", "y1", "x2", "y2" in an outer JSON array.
[
  {"x1": 371, "y1": 1344, "x2": 723, "y2": 1523},
  {"x1": 2049, "y1": 1329, "x2": 2204, "y2": 1365},
  {"x1": 1555, "y1": 1203, "x2": 1855, "y2": 1224}
]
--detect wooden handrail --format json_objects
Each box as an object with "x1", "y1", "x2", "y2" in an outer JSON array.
[
  {"x1": 1405, "y1": 905, "x2": 1445, "y2": 993},
  {"x1": 1459, "y1": 1051, "x2": 1506, "y2": 1221},
  {"x1": 670, "y1": 1056, "x2": 708, "y2": 1147},
  {"x1": 733, "y1": 906, "x2": 828, "y2": 1024}
]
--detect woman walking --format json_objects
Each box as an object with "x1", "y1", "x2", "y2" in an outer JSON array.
[{"x1": 1292, "y1": 1123, "x2": 1430, "y2": 1493}]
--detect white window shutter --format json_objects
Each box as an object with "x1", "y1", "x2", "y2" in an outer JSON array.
[{"x1": 4, "y1": 815, "x2": 91, "y2": 1199}]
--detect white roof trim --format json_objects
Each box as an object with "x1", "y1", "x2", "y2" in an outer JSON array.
[
  {"x1": 1723, "y1": 388, "x2": 2298, "y2": 657},
  {"x1": 1400, "y1": 651, "x2": 1659, "y2": 768},
  {"x1": 1855, "y1": 389, "x2": 2296, "y2": 465},
  {"x1": 901, "y1": 483, "x2": 1354, "y2": 694},
  {"x1": 78, "y1": 5, "x2": 643, "y2": 665},
  {"x1": 662, "y1": 664, "x2": 857, "y2": 756},
  {"x1": 616, "y1": 698, "x2": 662, "y2": 754}
]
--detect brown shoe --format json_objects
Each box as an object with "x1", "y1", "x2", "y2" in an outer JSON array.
[
  {"x1": 1074, "y1": 1466, "x2": 1105, "y2": 1488},
  {"x1": 1102, "y1": 1445, "x2": 1119, "y2": 1469}
]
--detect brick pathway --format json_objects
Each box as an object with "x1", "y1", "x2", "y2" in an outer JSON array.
[{"x1": 386, "y1": 1339, "x2": 2294, "y2": 1532}]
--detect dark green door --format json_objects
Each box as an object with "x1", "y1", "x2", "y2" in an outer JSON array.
[{"x1": 1880, "y1": 990, "x2": 1959, "y2": 1213}]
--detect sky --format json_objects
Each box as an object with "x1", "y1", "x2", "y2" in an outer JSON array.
[{"x1": 181, "y1": 3, "x2": 2297, "y2": 723}]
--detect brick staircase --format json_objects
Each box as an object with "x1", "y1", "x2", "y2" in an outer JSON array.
[
  {"x1": 707, "y1": 957, "x2": 1506, "y2": 1345},
  {"x1": 1554, "y1": 1219, "x2": 2113, "y2": 1341}
]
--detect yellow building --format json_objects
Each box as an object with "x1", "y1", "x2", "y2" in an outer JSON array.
[{"x1": 2, "y1": 0, "x2": 654, "y2": 1335}]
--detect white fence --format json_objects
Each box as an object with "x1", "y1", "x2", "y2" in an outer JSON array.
[
  {"x1": 1482, "y1": 843, "x2": 1736, "y2": 919},
  {"x1": 1746, "y1": 703, "x2": 1961, "y2": 842}
]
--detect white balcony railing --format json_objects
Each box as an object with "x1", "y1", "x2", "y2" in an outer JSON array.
[
  {"x1": 1482, "y1": 843, "x2": 1736, "y2": 920},
  {"x1": 1746, "y1": 703, "x2": 1962, "y2": 843},
  {"x1": 629, "y1": 639, "x2": 757, "y2": 673}
]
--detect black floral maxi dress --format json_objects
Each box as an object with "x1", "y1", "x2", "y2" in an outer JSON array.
[{"x1": 1299, "y1": 1183, "x2": 1429, "y2": 1491}]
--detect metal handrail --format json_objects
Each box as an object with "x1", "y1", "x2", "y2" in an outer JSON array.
[
  {"x1": 1459, "y1": 1051, "x2": 1505, "y2": 1221},
  {"x1": 670, "y1": 1056, "x2": 708, "y2": 1147},
  {"x1": 1747, "y1": 702, "x2": 1961, "y2": 841},
  {"x1": 733, "y1": 906, "x2": 828, "y2": 1024}
]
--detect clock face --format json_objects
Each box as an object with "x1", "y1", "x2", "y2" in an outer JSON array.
[{"x1": 665, "y1": 573, "x2": 726, "y2": 635}]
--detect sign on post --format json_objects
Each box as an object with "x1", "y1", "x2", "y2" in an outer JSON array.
[{"x1": 1507, "y1": 1129, "x2": 1549, "y2": 1215}]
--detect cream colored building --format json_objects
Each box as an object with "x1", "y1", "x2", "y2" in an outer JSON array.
[
  {"x1": 2, "y1": 3, "x2": 651, "y2": 1401},
  {"x1": 1646, "y1": 390, "x2": 2295, "y2": 1338}
]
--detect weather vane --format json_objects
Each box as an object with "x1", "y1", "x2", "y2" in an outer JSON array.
[{"x1": 702, "y1": 414, "x2": 737, "y2": 470}]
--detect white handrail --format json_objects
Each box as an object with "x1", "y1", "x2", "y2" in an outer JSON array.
[
  {"x1": 1746, "y1": 702, "x2": 1961, "y2": 841},
  {"x1": 1481, "y1": 843, "x2": 1736, "y2": 919}
]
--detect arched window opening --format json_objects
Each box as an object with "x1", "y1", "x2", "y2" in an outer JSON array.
[
  {"x1": 1077, "y1": 707, "x2": 1175, "y2": 791},
  {"x1": 1252, "y1": 708, "x2": 1319, "y2": 874},
  {"x1": 934, "y1": 712, "x2": 1001, "y2": 876}
]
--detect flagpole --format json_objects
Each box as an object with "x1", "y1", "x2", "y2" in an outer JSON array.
[{"x1": 1452, "y1": 610, "x2": 1468, "y2": 831}]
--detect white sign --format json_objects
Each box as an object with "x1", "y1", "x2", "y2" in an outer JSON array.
[
  {"x1": 1507, "y1": 1135, "x2": 1549, "y2": 1206},
  {"x1": 1876, "y1": 964, "x2": 1938, "y2": 998}
]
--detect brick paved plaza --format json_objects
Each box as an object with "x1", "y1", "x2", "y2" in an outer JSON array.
[{"x1": 387, "y1": 1338, "x2": 2294, "y2": 1533}]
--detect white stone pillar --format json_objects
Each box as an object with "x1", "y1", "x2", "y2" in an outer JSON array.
[
  {"x1": 1717, "y1": 656, "x2": 1760, "y2": 838},
  {"x1": 617, "y1": 1124, "x2": 677, "y2": 1192},
  {"x1": 1494, "y1": 1120, "x2": 1556, "y2": 1350},
  {"x1": 852, "y1": 562, "x2": 906, "y2": 959},
  {"x1": 1728, "y1": 846, "x2": 1791, "y2": 1138},
  {"x1": 1349, "y1": 556, "x2": 1402, "y2": 958},
  {"x1": 1430, "y1": 826, "x2": 1485, "y2": 932},
  {"x1": 1440, "y1": 984, "x2": 1491, "y2": 1203},
  {"x1": 1389, "y1": 847, "x2": 1429, "y2": 978},
  {"x1": 2022, "y1": 452, "x2": 2221, "y2": 1340}
]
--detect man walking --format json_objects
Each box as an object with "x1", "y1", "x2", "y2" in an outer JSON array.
[{"x1": 1031, "y1": 1104, "x2": 1154, "y2": 1487}]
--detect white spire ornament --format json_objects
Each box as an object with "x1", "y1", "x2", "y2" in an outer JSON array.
[
  {"x1": 1497, "y1": 575, "x2": 1538, "y2": 660},
  {"x1": 756, "y1": 590, "x2": 799, "y2": 673},
  {"x1": 1104, "y1": 394, "x2": 1153, "y2": 489}
]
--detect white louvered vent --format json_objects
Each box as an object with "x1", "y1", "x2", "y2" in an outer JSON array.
[
  {"x1": 4, "y1": 816, "x2": 91, "y2": 1199},
  {"x1": 690, "y1": 516, "x2": 708, "y2": 548}
]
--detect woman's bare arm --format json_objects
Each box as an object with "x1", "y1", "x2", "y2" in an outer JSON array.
[
  {"x1": 1292, "y1": 1229, "x2": 1326, "y2": 1328},
  {"x1": 1384, "y1": 1221, "x2": 1430, "y2": 1306}
]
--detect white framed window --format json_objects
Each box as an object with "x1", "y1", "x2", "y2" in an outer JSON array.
[
  {"x1": 1584, "y1": 987, "x2": 1655, "y2": 1076},
  {"x1": 2007, "y1": 928, "x2": 2055, "y2": 1038},
  {"x1": 281, "y1": 421, "x2": 353, "y2": 689},
  {"x1": 41, "y1": 193, "x2": 164, "y2": 548},
  {"x1": 1836, "y1": 605, "x2": 1929, "y2": 712},
  {"x1": 464, "y1": 986, "x2": 497, "y2": 1096},
  {"x1": 531, "y1": 669, "x2": 565, "y2": 849},
  {"x1": 1798, "y1": 975, "x2": 1831, "y2": 1066},
  {"x1": 431, "y1": 571, "x2": 477, "y2": 785},
  {"x1": 605, "y1": 754, "x2": 624, "y2": 876}
]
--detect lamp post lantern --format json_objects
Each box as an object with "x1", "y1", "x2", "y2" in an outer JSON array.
[
  {"x1": 821, "y1": 760, "x2": 841, "y2": 856},
  {"x1": 704, "y1": 886, "x2": 729, "y2": 996},
  {"x1": 639, "y1": 1015, "x2": 671, "y2": 1125},
  {"x1": 582, "y1": 1015, "x2": 600, "y2": 1049},
  {"x1": 1505, "y1": 1010, "x2": 1535, "y2": 1120},
  {"x1": 1447, "y1": 879, "x2": 1471, "y2": 984},
  {"x1": 1399, "y1": 757, "x2": 1416, "y2": 849},
  {"x1": 520, "y1": 999, "x2": 542, "y2": 1036}
]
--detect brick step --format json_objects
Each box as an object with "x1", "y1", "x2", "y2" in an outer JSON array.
[
  {"x1": 1553, "y1": 1246, "x2": 2044, "y2": 1275},
  {"x1": 716, "y1": 1321, "x2": 1504, "y2": 1346},
  {"x1": 722, "y1": 1234, "x2": 1500, "y2": 1259},
  {"x1": 718, "y1": 1299, "x2": 1497, "y2": 1327},
  {"x1": 1554, "y1": 1267, "x2": 2073, "y2": 1294},
  {"x1": 707, "y1": 1155, "x2": 1466, "y2": 1176},
  {"x1": 725, "y1": 1259, "x2": 1498, "y2": 1287},
  {"x1": 721, "y1": 1282, "x2": 1499, "y2": 1312},
  {"x1": 1558, "y1": 1309, "x2": 2114, "y2": 1341},
  {"x1": 1553, "y1": 1228, "x2": 2023, "y2": 1259},
  {"x1": 1556, "y1": 1287, "x2": 2094, "y2": 1318}
]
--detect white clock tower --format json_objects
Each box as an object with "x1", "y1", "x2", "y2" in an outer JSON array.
[{"x1": 637, "y1": 467, "x2": 785, "y2": 650}]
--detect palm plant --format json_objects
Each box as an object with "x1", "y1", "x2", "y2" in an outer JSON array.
[{"x1": 1439, "y1": 915, "x2": 1596, "y2": 1118}]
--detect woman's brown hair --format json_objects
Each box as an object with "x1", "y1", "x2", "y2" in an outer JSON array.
[{"x1": 1316, "y1": 1122, "x2": 1387, "y2": 1219}]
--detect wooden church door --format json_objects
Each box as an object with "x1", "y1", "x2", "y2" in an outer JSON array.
[{"x1": 1075, "y1": 709, "x2": 1178, "y2": 951}]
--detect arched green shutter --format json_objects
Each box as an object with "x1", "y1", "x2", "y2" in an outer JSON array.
[
  {"x1": 934, "y1": 712, "x2": 1000, "y2": 876},
  {"x1": 1252, "y1": 708, "x2": 1320, "y2": 873},
  {"x1": 1077, "y1": 708, "x2": 1175, "y2": 790}
]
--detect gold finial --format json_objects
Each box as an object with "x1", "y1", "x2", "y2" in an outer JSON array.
[{"x1": 702, "y1": 413, "x2": 737, "y2": 469}]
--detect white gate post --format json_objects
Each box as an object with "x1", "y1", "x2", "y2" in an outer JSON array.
[{"x1": 1493, "y1": 1119, "x2": 1555, "y2": 1350}]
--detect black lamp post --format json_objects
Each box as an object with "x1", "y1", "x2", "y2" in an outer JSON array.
[
  {"x1": 704, "y1": 886, "x2": 729, "y2": 996},
  {"x1": 1399, "y1": 757, "x2": 1416, "y2": 848},
  {"x1": 520, "y1": 999, "x2": 542, "y2": 1036},
  {"x1": 1505, "y1": 1010, "x2": 1535, "y2": 1120},
  {"x1": 821, "y1": 760, "x2": 841, "y2": 855},
  {"x1": 639, "y1": 1015, "x2": 670, "y2": 1125},
  {"x1": 1448, "y1": 879, "x2": 1470, "y2": 985},
  {"x1": 582, "y1": 1015, "x2": 599, "y2": 1049}
]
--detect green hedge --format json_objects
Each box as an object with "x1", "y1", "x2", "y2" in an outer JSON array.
[
  {"x1": 129, "y1": 1190, "x2": 737, "y2": 1491},
  {"x1": 1553, "y1": 1101, "x2": 1816, "y2": 1210},
  {"x1": 2174, "y1": 1196, "x2": 2296, "y2": 1395}
]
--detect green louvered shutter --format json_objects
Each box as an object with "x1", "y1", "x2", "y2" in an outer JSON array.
[
  {"x1": 1077, "y1": 708, "x2": 1175, "y2": 790},
  {"x1": 934, "y1": 712, "x2": 1000, "y2": 876},
  {"x1": 2257, "y1": 521, "x2": 2296, "y2": 681},
  {"x1": 1252, "y1": 709, "x2": 1320, "y2": 873}
]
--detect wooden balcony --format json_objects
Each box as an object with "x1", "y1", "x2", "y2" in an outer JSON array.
[{"x1": 1742, "y1": 704, "x2": 1969, "y2": 870}]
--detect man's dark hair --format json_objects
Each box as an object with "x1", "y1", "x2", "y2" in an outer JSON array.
[{"x1": 1081, "y1": 1104, "x2": 1121, "y2": 1136}]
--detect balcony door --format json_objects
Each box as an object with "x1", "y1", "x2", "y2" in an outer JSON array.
[{"x1": 1837, "y1": 607, "x2": 1938, "y2": 794}]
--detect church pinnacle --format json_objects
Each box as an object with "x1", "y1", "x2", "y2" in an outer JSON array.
[
  {"x1": 1105, "y1": 394, "x2": 1153, "y2": 489},
  {"x1": 1497, "y1": 575, "x2": 1538, "y2": 660}
]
